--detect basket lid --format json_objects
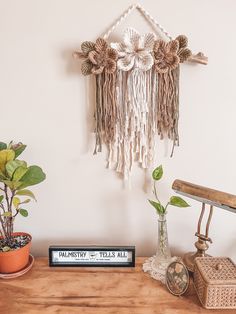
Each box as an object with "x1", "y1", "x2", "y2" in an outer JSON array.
[{"x1": 195, "y1": 257, "x2": 236, "y2": 285}]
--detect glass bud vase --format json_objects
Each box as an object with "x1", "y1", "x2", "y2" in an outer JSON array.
[{"x1": 153, "y1": 213, "x2": 171, "y2": 269}]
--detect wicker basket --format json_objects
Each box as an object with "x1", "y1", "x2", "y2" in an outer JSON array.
[{"x1": 193, "y1": 257, "x2": 236, "y2": 309}]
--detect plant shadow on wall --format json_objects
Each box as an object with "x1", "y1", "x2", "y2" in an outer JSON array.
[{"x1": 0, "y1": 141, "x2": 46, "y2": 273}]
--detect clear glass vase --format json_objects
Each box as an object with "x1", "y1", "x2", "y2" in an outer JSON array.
[{"x1": 153, "y1": 213, "x2": 171, "y2": 269}]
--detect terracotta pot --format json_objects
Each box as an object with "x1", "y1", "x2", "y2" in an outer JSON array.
[{"x1": 0, "y1": 232, "x2": 32, "y2": 274}]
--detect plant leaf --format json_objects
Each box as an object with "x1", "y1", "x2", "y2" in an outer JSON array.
[
  {"x1": 0, "y1": 142, "x2": 7, "y2": 151},
  {"x1": 3, "y1": 211, "x2": 12, "y2": 217},
  {"x1": 3, "y1": 180, "x2": 22, "y2": 190},
  {"x1": 20, "y1": 199, "x2": 31, "y2": 204},
  {"x1": 13, "y1": 144, "x2": 27, "y2": 158},
  {"x1": 19, "y1": 165, "x2": 46, "y2": 189},
  {"x1": 152, "y1": 165, "x2": 163, "y2": 181},
  {"x1": 148, "y1": 200, "x2": 165, "y2": 215},
  {"x1": 13, "y1": 166, "x2": 28, "y2": 181},
  {"x1": 0, "y1": 195, "x2": 4, "y2": 203},
  {"x1": 0, "y1": 150, "x2": 15, "y2": 173},
  {"x1": 15, "y1": 189, "x2": 36, "y2": 201},
  {"x1": 0, "y1": 169, "x2": 7, "y2": 180},
  {"x1": 7, "y1": 141, "x2": 13, "y2": 149},
  {"x1": 169, "y1": 196, "x2": 190, "y2": 208},
  {"x1": 13, "y1": 197, "x2": 20, "y2": 208},
  {"x1": 6, "y1": 160, "x2": 27, "y2": 179},
  {"x1": 19, "y1": 208, "x2": 28, "y2": 217}
]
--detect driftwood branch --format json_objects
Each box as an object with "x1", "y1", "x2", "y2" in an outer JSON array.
[
  {"x1": 74, "y1": 50, "x2": 208, "y2": 65},
  {"x1": 188, "y1": 52, "x2": 208, "y2": 65}
]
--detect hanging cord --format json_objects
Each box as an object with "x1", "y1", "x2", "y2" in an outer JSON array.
[
  {"x1": 102, "y1": 3, "x2": 208, "y2": 65},
  {"x1": 137, "y1": 4, "x2": 173, "y2": 40},
  {"x1": 103, "y1": 3, "x2": 173, "y2": 40}
]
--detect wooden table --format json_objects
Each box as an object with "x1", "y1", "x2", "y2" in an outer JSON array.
[{"x1": 0, "y1": 257, "x2": 234, "y2": 313}]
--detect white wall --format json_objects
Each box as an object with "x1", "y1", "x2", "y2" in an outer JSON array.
[{"x1": 0, "y1": 0, "x2": 235, "y2": 260}]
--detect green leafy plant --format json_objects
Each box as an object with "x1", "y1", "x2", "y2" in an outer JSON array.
[
  {"x1": 0, "y1": 141, "x2": 46, "y2": 249},
  {"x1": 148, "y1": 165, "x2": 190, "y2": 215}
]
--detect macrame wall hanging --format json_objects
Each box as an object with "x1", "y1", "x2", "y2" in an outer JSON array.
[{"x1": 74, "y1": 4, "x2": 208, "y2": 180}]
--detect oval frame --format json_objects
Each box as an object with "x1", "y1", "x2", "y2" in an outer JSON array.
[{"x1": 165, "y1": 260, "x2": 189, "y2": 296}]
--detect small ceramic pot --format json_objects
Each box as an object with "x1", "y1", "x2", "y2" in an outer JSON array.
[{"x1": 0, "y1": 232, "x2": 32, "y2": 274}]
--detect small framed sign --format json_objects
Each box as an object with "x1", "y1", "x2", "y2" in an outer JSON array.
[{"x1": 49, "y1": 246, "x2": 135, "y2": 267}]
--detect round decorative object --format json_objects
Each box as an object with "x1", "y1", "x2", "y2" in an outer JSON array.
[{"x1": 165, "y1": 260, "x2": 189, "y2": 296}]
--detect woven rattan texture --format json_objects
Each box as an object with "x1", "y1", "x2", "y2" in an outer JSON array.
[
  {"x1": 207, "y1": 286, "x2": 236, "y2": 308},
  {"x1": 196, "y1": 257, "x2": 236, "y2": 283},
  {"x1": 194, "y1": 267, "x2": 206, "y2": 303},
  {"x1": 194, "y1": 257, "x2": 236, "y2": 309}
]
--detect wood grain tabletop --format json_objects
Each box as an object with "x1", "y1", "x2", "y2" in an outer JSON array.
[{"x1": 0, "y1": 257, "x2": 235, "y2": 314}]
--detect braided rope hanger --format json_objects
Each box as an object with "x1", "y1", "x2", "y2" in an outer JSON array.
[{"x1": 102, "y1": 3, "x2": 208, "y2": 65}]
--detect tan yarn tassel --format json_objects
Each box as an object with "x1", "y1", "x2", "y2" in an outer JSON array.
[
  {"x1": 94, "y1": 74, "x2": 102, "y2": 154},
  {"x1": 94, "y1": 72, "x2": 117, "y2": 156},
  {"x1": 157, "y1": 65, "x2": 180, "y2": 156},
  {"x1": 170, "y1": 66, "x2": 180, "y2": 156},
  {"x1": 103, "y1": 72, "x2": 116, "y2": 145}
]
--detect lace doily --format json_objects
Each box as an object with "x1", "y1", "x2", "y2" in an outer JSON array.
[{"x1": 143, "y1": 255, "x2": 178, "y2": 284}]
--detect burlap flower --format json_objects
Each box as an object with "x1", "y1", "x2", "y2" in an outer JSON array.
[
  {"x1": 74, "y1": 38, "x2": 118, "y2": 75},
  {"x1": 73, "y1": 41, "x2": 95, "y2": 75},
  {"x1": 111, "y1": 28, "x2": 155, "y2": 71},
  {"x1": 175, "y1": 35, "x2": 192, "y2": 63},
  {"x1": 153, "y1": 39, "x2": 180, "y2": 73},
  {"x1": 88, "y1": 38, "x2": 118, "y2": 75}
]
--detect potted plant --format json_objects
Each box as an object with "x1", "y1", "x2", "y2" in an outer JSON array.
[
  {"x1": 148, "y1": 165, "x2": 190, "y2": 268},
  {"x1": 0, "y1": 141, "x2": 46, "y2": 274}
]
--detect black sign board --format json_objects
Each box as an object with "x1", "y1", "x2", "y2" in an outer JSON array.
[{"x1": 49, "y1": 246, "x2": 135, "y2": 267}]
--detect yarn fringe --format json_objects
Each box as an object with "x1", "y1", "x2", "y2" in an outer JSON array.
[
  {"x1": 94, "y1": 67, "x2": 180, "y2": 179},
  {"x1": 94, "y1": 72, "x2": 117, "y2": 155},
  {"x1": 157, "y1": 66, "x2": 180, "y2": 156}
]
